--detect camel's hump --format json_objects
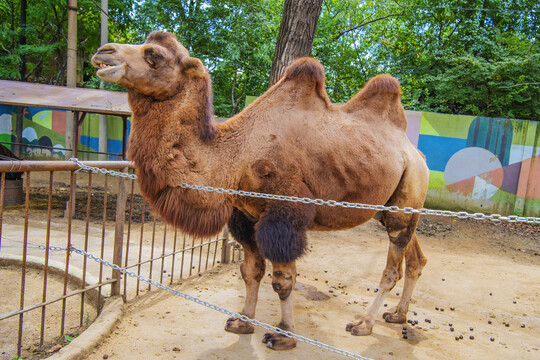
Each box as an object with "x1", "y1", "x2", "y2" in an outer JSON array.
[
  {"x1": 359, "y1": 74, "x2": 401, "y2": 98},
  {"x1": 283, "y1": 57, "x2": 325, "y2": 84}
]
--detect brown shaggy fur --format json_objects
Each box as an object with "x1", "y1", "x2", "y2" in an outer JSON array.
[{"x1": 92, "y1": 32, "x2": 430, "y2": 348}]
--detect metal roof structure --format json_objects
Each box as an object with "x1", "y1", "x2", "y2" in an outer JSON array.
[{"x1": 0, "y1": 79, "x2": 130, "y2": 116}]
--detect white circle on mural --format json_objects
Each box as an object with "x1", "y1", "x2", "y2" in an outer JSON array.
[
  {"x1": 22, "y1": 127, "x2": 38, "y2": 142},
  {"x1": 444, "y1": 147, "x2": 503, "y2": 200}
]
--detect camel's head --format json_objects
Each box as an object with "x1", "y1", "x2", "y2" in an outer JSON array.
[{"x1": 91, "y1": 31, "x2": 206, "y2": 99}]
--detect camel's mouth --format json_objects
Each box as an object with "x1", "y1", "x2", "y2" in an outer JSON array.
[{"x1": 94, "y1": 62, "x2": 126, "y2": 83}]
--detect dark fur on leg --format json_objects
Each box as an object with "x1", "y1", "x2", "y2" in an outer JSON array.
[
  {"x1": 255, "y1": 204, "x2": 314, "y2": 263},
  {"x1": 228, "y1": 208, "x2": 258, "y2": 251}
]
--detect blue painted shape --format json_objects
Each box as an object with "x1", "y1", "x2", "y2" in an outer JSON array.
[
  {"x1": 107, "y1": 139, "x2": 124, "y2": 159},
  {"x1": 80, "y1": 135, "x2": 99, "y2": 152},
  {"x1": 467, "y1": 117, "x2": 513, "y2": 166},
  {"x1": 417, "y1": 134, "x2": 467, "y2": 172}
]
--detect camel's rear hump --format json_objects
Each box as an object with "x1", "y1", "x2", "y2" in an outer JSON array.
[{"x1": 343, "y1": 74, "x2": 407, "y2": 130}]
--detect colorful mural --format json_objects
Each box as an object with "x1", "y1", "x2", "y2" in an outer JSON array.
[
  {"x1": 0, "y1": 105, "x2": 130, "y2": 160},
  {"x1": 406, "y1": 110, "x2": 539, "y2": 217}
]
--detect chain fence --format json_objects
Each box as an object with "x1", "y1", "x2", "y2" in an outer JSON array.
[
  {"x1": 71, "y1": 158, "x2": 540, "y2": 224},
  {"x1": 69, "y1": 246, "x2": 372, "y2": 360}
]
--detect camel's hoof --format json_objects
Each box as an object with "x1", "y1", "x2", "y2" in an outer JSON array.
[
  {"x1": 346, "y1": 319, "x2": 373, "y2": 336},
  {"x1": 262, "y1": 332, "x2": 297, "y2": 350},
  {"x1": 383, "y1": 311, "x2": 407, "y2": 324},
  {"x1": 224, "y1": 317, "x2": 255, "y2": 334}
]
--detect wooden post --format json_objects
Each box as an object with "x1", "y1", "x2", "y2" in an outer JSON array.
[
  {"x1": 112, "y1": 168, "x2": 127, "y2": 296},
  {"x1": 220, "y1": 225, "x2": 232, "y2": 264}
]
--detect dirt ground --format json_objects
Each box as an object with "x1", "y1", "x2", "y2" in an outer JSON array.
[{"x1": 80, "y1": 216, "x2": 540, "y2": 360}]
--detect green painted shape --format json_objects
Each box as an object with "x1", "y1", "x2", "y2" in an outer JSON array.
[
  {"x1": 83, "y1": 114, "x2": 127, "y2": 140},
  {"x1": 0, "y1": 134, "x2": 11, "y2": 147},
  {"x1": 32, "y1": 109, "x2": 52, "y2": 129},
  {"x1": 428, "y1": 170, "x2": 446, "y2": 189},
  {"x1": 22, "y1": 118, "x2": 64, "y2": 146},
  {"x1": 420, "y1": 112, "x2": 474, "y2": 139}
]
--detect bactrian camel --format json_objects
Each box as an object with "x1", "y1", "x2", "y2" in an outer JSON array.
[{"x1": 92, "y1": 31, "x2": 429, "y2": 350}]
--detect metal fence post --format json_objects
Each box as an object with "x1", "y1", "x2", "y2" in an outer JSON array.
[{"x1": 112, "y1": 167, "x2": 127, "y2": 296}]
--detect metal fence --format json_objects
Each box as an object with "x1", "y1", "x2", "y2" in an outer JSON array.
[{"x1": 0, "y1": 160, "x2": 241, "y2": 359}]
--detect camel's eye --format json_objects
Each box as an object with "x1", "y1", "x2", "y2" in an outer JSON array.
[{"x1": 144, "y1": 48, "x2": 163, "y2": 69}]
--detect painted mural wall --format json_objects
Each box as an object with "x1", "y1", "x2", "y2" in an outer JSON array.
[
  {"x1": 405, "y1": 110, "x2": 539, "y2": 217},
  {"x1": 0, "y1": 105, "x2": 129, "y2": 160},
  {"x1": 0, "y1": 105, "x2": 538, "y2": 216}
]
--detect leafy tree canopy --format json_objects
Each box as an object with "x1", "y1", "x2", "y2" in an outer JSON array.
[{"x1": 1, "y1": 0, "x2": 538, "y2": 120}]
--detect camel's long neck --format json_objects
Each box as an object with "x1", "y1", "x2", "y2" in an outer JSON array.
[{"x1": 126, "y1": 76, "x2": 232, "y2": 238}]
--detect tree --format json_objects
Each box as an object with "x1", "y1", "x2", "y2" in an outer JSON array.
[{"x1": 268, "y1": 0, "x2": 323, "y2": 87}]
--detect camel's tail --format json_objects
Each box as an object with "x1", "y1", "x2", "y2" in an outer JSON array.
[{"x1": 342, "y1": 74, "x2": 407, "y2": 130}]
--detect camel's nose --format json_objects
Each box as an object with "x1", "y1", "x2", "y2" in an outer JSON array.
[
  {"x1": 272, "y1": 283, "x2": 282, "y2": 292},
  {"x1": 96, "y1": 43, "x2": 117, "y2": 55}
]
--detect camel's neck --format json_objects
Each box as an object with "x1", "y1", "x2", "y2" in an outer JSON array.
[{"x1": 126, "y1": 75, "x2": 234, "y2": 238}]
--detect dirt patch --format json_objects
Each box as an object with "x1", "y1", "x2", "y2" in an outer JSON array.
[
  {"x1": 0, "y1": 266, "x2": 98, "y2": 360},
  {"x1": 80, "y1": 216, "x2": 540, "y2": 360}
]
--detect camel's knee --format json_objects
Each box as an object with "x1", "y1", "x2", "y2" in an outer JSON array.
[
  {"x1": 272, "y1": 262, "x2": 296, "y2": 300},
  {"x1": 240, "y1": 258, "x2": 265, "y2": 284}
]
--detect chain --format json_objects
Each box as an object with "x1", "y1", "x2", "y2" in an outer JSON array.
[
  {"x1": 69, "y1": 246, "x2": 372, "y2": 360},
  {"x1": 0, "y1": 236, "x2": 67, "y2": 251},
  {"x1": 70, "y1": 158, "x2": 540, "y2": 224}
]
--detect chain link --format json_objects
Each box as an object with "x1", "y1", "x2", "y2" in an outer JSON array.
[
  {"x1": 69, "y1": 246, "x2": 372, "y2": 360},
  {"x1": 70, "y1": 158, "x2": 540, "y2": 224}
]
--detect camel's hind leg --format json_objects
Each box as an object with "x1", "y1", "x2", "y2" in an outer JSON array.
[
  {"x1": 383, "y1": 233, "x2": 427, "y2": 323},
  {"x1": 347, "y1": 157, "x2": 428, "y2": 336}
]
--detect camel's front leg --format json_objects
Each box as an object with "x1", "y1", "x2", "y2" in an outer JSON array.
[
  {"x1": 225, "y1": 209, "x2": 265, "y2": 334},
  {"x1": 225, "y1": 245, "x2": 266, "y2": 334},
  {"x1": 262, "y1": 261, "x2": 298, "y2": 350}
]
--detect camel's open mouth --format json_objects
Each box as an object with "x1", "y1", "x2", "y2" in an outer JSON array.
[{"x1": 94, "y1": 62, "x2": 126, "y2": 83}]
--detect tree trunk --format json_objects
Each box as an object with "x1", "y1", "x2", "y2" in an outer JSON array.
[{"x1": 268, "y1": 0, "x2": 323, "y2": 87}]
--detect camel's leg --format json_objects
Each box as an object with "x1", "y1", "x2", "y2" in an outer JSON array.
[
  {"x1": 225, "y1": 209, "x2": 266, "y2": 334},
  {"x1": 383, "y1": 233, "x2": 427, "y2": 323},
  {"x1": 262, "y1": 261, "x2": 298, "y2": 350},
  {"x1": 346, "y1": 239, "x2": 407, "y2": 335}
]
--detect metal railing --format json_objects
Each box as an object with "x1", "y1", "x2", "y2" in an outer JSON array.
[{"x1": 0, "y1": 160, "x2": 239, "y2": 359}]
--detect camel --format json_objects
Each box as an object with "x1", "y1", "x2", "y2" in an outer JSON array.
[{"x1": 91, "y1": 31, "x2": 429, "y2": 350}]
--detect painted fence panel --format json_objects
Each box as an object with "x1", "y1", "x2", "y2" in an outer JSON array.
[
  {"x1": 0, "y1": 105, "x2": 129, "y2": 160},
  {"x1": 406, "y1": 110, "x2": 539, "y2": 217}
]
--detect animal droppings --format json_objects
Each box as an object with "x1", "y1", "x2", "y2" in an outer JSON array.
[
  {"x1": 435, "y1": 307, "x2": 439, "y2": 310},
  {"x1": 450, "y1": 307, "x2": 455, "y2": 311},
  {"x1": 489, "y1": 292, "x2": 493, "y2": 296},
  {"x1": 374, "y1": 288, "x2": 379, "y2": 293},
  {"x1": 469, "y1": 327, "x2": 474, "y2": 331},
  {"x1": 505, "y1": 323, "x2": 510, "y2": 327},
  {"x1": 488, "y1": 320, "x2": 492, "y2": 324},
  {"x1": 403, "y1": 335, "x2": 408, "y2": 339},
  {"x1": 440, "y1": 308, "x2": 444, "y2": 312},
  {"x1": 402, "y1": 330, "x2": 407, "y2": 335},
  {"x1": 513, "y1": 300, "x2": 517, "y2": 304},
  {"x1": 450, "y1": 327, "x2": 454, "y2": 332},
  {"x1": 490, "y1": 338, "x2": 495, "y2": 342},
  {"x1": 459, "y1": 335, "x2": 463, "y2": 339},
  {"x1": 403, "y1": 326, "x2": 407, "y2": 331},
  {"x1": 521, "y1": 324, "x2": 526, "y2": 328},
  {"x1": 455, "y1": 336, "x2": 459, "y2": 341},
  {"x1": 469, "y1": 336, "x2": 475, "y2": 340},
  {"x1": 425, "y1": 319, "x2": 431, "y2": 323}
]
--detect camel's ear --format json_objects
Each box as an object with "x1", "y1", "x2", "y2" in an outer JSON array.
[{"x1": 180, "y1": 56, "x2": 207, "y2": 77}]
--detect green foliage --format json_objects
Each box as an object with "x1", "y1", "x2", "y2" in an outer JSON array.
[
  {"x1": 0, "y1": 0, "x2": 538, "y2": 120},
  {"x1": 63, "y1": 333, "x2": 78, "y2": 344}
]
